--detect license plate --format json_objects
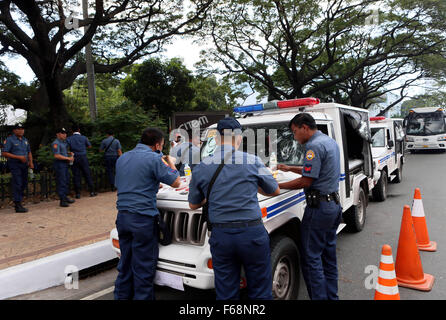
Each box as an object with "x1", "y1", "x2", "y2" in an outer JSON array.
[{"x1": 154, "y1": 270, "x2": 185, "y2": 291}]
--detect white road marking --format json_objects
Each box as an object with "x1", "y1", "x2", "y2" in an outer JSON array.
[{"x1": 81, "y1": 286, "x2": 115, "y2": 300}]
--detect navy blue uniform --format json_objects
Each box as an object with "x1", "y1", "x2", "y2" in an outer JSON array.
[
  {"x1": 100, "y1": 136, "x2": 122, "y2": 188},
  {"x1": 300, "y1": 130, "x2": 342, "y2": 300},
  {"x1": 52, "y1": 139, "x2": 71, "y2": 201},
  {"x1": 4, "y1": 135, "x2": 31, "y2": 202},
  {"x1": 175, "y1": 142, "x2": 200, "y2": 175},
  {"x1": 114, "y1": 143, "x2": 179, "y2": 300},
  {"x1": 66, "y1": 133, "x2": 94, "y2": 194},
  {"x1": 189, "y1": 145, "x2": 278, "y2": 300}
]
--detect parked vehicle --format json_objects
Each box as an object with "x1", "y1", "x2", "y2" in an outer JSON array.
[
  {"x1": 404, "y1": 107, "x2": 446, "y2": 153},
  {"x1": 110, "y1": 98, "x2": 375, "y2": 299},
  {"x1": 370, "y1": 117, "x2": 405, "y2": 201}
]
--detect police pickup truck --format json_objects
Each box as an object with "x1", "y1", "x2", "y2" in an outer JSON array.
[
  {"x1": 370, "y1": 117, "x2": 405, "y2": 201},
  {"x1": 109, "y1": 98, "x2": 375, "y2": 300}
]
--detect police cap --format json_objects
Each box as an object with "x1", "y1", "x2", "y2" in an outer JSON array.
[
  {"x1": 12, "y1": 123, "x2": 24, "y2": 130},
  {"x1": 217, "y1": 117, "x2": 242, "y2": 135},
  {"x1": 56, "y1": 127, "x2": 67, "y2": 134}
]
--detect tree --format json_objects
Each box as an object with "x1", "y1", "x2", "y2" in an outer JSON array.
[
  {"x1": 121, "y1": 57, "x2": 195, "y2": 120},
  {"x1": 0, "y1": 0, "x2": 213, "y2": 145},
  {"x1": 198, "y1": 0, "x2": 446, "y2": 109},
  {"x1": 0, "y1": 60, "x2": 36, "y2": 124}
]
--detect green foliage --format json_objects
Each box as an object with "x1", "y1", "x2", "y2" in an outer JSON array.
[
  {"x1": 34, "y1": 145, "x2": 54, "y2": 171},
  {"x1": 121, "y1": 58, "x2": 196, "y2": 121}
]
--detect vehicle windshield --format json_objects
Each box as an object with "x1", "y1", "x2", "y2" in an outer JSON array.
[
  {"x1": 201, "y1": 122, "x2": 306, "y2": 166},
  {"x1": 406, "y1": 112, "x2": 446, "y2": 136},
  {"x1": 371, "y1": 128, "x2": 385, "y2": 147}
]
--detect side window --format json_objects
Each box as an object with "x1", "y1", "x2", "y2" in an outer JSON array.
[{"x1": 317, "y1": 124, "x2": 329, "y2": 136}]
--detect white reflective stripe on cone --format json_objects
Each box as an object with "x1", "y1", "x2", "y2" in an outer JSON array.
[
  {"x1": 375, "y1": 283, "x2": 399, "y2": 295},
  {"x1": 412, "y1": 199, "x2": 425, "y2": 217},
  {"x1": 380, "y1": 254, "x2": 394, "y2": 264},
  {"x1": 379, "y1": 269, "x2": 397, "y2": 280}
]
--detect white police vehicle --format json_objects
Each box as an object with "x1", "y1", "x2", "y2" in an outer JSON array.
[
  {"x1": 370, "y1": 117, "x2": 405, "y2": 201},
  {"x1": 109, "y1": 98, "x2": 375, "y2": 299}
]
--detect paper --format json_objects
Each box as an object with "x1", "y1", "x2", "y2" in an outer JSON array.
[{"x1": 154, "y1": 270, "x2": 185, "y2": 291}]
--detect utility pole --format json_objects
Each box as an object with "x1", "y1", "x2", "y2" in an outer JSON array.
[{"x1": 82, "y1": 0, "x2": 98, "y2": 121}]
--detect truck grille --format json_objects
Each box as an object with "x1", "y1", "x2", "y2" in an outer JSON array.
[{"x1": 159, "y1": 209, "x2": 208, "y2": 246}]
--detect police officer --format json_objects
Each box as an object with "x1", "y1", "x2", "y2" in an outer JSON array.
[
  {"x1": 114, "y1": 128, "x2": 180, "y2": 300},
  {"x1": 277, "y1": 113, "x2": 342, "y2": 300},
  {"x1": 174, "y1": 129, "x2": 201, "y2": 175},
  {"x1": 66, "y1": 125, "x2": 97, "y2": 198},
  {"x1": 99, "y1": 130, "x2": 122, "y2": 191},
  {"x1": 52, "y1": 128, "x2": 75, "y2": 207},
  {"x1": 2, "y1": 124, "x2": 33, "y2": 212},
  {"x1": 188, "y1": 117, "x2": 280, "y2": 300}
]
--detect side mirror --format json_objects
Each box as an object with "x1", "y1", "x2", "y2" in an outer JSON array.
[{"x1": 388, "y1": 140, "x2": 394, "y2": 149}]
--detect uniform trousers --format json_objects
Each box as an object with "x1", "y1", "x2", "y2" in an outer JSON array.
[
  {"x1": 9, "y1": 160, "x2": 28, "y2": 202},
  {"x1": 104, "y1": 156, "x2": 118, "y2": 187},
  {"x1": 209, "y1": 223, "x2": 272, "y2": 300},
  {"x1": 53, "y1": 160, "x2": 70, "y2": 200},
  {"x1": 71, "y1": 154, "x2": 94, "y2": 193},
  {"x1": 114, "y1": 211, "x2": 159, "y2": 300},
  {"x1": 300, "y1": 200, "x2": 342, "y2": 300}
]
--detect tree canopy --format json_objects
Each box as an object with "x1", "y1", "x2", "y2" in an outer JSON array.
[
  {"x1": 0, "y1": 0, "x2": 213, "y2": 147},
  {"x1": 197, "y1": 0, "x2": 446, "y2": 110}
]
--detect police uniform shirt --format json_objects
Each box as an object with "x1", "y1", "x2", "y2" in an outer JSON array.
[
  {"x1": 301, "y1": 130, "x2": 340, "y2": 195},
  {"x1": 67, "y1": 133, "x2": 91, "y2": 156},
  {"x1": 188, "y1": 146, "x2": 278, "y2": 223},
  {"x1": 115, "y1": 143, "x2": 179, "y2": 216},
  {"x1": 176, "y1": 142, "x2": 201, "y2": 171},
  {"x1": 52, "y1": 138, "x2": 69, "y2": 158},
  {"x1": 100, "y1": 136, "x2": 122, "y2": 157},
  {"x1": 4, "y1": 135, "x2": 31, "y2": 159}
]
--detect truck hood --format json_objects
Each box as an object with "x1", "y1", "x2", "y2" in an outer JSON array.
[{"x1": 156, "y1": 170, "x2": 301, "y2": 202}]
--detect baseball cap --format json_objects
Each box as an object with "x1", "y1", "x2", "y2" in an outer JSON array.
[{"x1": 217, "y1": 117, "x2": 242, "y2": 135}]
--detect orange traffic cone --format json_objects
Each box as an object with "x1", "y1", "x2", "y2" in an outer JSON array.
[
  {"x1": 395, "y1": 205, "x2": 435, "y2": 291},
  {"x1": 411, "y1": 188, "x2": 437, "y2": 252},
  {"x1": 374, "y1": 244, "x2": 400, "y2": 300}
]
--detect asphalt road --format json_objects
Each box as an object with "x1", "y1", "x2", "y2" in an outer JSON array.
[{"x1": 13, "y1": 150, "x2": 446, "y2": 300}]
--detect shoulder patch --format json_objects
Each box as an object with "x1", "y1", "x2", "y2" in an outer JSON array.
[
  {"x1": 53, "y1": 144, "x2": 58, "y2": 149},
  {"x1": 306, "y1": 150, "x2": 315, "y2": 161}
]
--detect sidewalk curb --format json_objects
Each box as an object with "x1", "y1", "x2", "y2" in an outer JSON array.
[{"x1": 0, "y1": 239, "x2": 116, "y2": 300}]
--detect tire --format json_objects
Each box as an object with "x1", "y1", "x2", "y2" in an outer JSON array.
[
  {"x1": 343, "y1": 187, "x2": 366, "y2": 233},
  {"x1": 393, "y1": 161, "x2": 403, "y2": 183},
  {"x1": 270, "y1": 236, "x2": 300, "y2": 300},
  {"x1": 372, "y1": 170, "x2": 387, "y2": 202}
]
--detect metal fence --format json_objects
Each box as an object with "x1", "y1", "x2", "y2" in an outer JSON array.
[{"x1": 0, "y1": 167, "x2": 111, "y2": 204}]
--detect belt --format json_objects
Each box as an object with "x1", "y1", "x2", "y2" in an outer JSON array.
[
  {"x1": 320, "y1": 192, "x2": 339, "y2": 202},
  {"x1": 210, "y1": 218, "x2": 263, "y2": 229}
]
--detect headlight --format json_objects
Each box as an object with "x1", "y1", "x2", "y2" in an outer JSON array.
[
  {"x1": 437, "y1": 136, "x2": 446, "y2": 141},
  {"x1": 405, "y1": 136, "x2": 414, "y2": 142}
]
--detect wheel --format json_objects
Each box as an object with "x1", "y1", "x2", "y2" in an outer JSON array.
[
  {"x1": 372, "y1": 170, "x2": 387, "y2": 201},
  {"x1": 392, "y1": 161, "x2": 403, "y2": 183},
  {"x1": 270, "y1": 236, "x2": 300, "y2": 300},
  {"x1": 343, "y1": 187, "x2": 366, "y2": 233}
]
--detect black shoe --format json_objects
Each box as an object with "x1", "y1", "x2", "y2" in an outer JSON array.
[
  {"x1": 90, "y1": 192, "x2": 97, "y2": 197},
  {"x1": 65, "y1": 197, "x2": 75, "y2": 204},
  {"x1": 60, "y1": 200, "x2": 69, "y2": 207},
  {"x1": 14, "y1": 202, "x2": 28, "y2": 213},
  {"x1": 75, "y1": 194, "x2": 81, "y2": 199},
  {"x1": 111, "y1": 186, "x2": 116, "y2": 192}
]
